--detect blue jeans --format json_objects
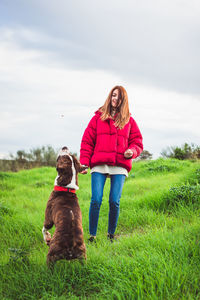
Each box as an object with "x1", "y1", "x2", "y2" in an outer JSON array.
[{"x1": 89, "y1": 172, "x2": 126, "y2": 236}]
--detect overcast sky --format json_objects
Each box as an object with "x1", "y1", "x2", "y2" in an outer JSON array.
[{"x1": 0, "y1": 0, "x2": 199, "y2": 159}]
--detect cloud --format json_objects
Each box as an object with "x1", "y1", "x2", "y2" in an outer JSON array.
[
  {"x1": 0, "y1": 27, "x2": 122, "y2": 156},
  {"x1": 0, "y1": 0, "x2": 200, "y2": 159},
  {"x1": 1, "y1": 0, "x2": 200, "y2": 95},
  {"x1": 126, "y1": 83, "x2": 200, "y2": 157}
]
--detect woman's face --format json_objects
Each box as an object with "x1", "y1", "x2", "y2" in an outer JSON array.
[{"x1": 111, "y1": 89, "x2": 119, "y2": 108}]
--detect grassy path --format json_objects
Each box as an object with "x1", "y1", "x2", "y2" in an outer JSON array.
[{"x1": 0, "y1": 158, "x2": 200, "y2": 299}]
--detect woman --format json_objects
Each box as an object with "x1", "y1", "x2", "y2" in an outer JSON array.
[{"x1": 80, "y1": 86, "x2": 143, "y2": 242}]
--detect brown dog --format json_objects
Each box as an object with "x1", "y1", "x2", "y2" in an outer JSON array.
[{"x1": 42, "y1": 147, "x2": 87, "y2": 266}]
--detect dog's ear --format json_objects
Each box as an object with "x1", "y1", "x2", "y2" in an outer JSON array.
[{"x1": 71, "y1": 155, "x2": 88, "y2": 173}]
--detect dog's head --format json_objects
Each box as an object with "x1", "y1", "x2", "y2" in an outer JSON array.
[{"x1": 55, "y1": 146, "x2": 87, "y2": 189}]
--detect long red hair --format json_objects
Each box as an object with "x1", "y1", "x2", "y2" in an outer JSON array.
[{"x1": 99, "y1": 86, "x2": 130, "y2": 129}]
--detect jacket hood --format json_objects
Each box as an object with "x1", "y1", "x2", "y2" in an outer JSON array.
[{"x1": 95, "y1": 110, "x2": 101, "y2": 115}]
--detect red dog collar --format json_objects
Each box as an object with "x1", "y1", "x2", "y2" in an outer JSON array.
[{"x1": 54, "y1": 186, "x2": 76, "y2": 193}]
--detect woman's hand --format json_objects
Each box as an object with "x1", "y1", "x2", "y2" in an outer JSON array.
[
  {"x1": 80, "y1": 169, "x2": 88, "y2": 174},
  {"x1": 124, "y1": 149, "x2": 133, "y2": 158},
  {"x1": 80, "y1": 165, "x2": 88, "y2": 174}
]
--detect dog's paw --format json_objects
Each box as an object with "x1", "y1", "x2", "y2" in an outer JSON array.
[{"x1": 45, "y1": 231, "x2": 51, "y2": 246}]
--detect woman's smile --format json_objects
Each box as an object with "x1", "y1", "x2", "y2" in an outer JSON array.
[{"x1": 111, "y1": 89, "x2": 119, "y2": 107}]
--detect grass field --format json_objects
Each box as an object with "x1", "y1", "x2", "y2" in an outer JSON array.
[{"x1": 0, "y1": 158, "x2": 200, "y2": 299}]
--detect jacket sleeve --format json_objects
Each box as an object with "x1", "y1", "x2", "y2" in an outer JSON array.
[
  {"x1": 128, "y1": 117, "x2": 143, "y2": 159},
  {"x1": 80, "y1": 115, "x2": 97, "y2": 166}
]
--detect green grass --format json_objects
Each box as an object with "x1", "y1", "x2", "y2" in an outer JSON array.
[{"x1": 0, "y1": 158, "x2": 200, "y2": 299}]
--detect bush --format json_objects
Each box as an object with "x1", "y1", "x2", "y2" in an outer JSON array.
[
  {"x1": 13, "y1": 145, "x2": 57, "y2": 166},
  {"x1": 147, "y1": 165, "x2": 176, "y2": 173},
  {"x1": 138, "y1": 150, "x2": 153, "y2": 160},
  {"x1": 0, "y1": 145, "x2": 58, "y2": 171},
  {"x1": 135, "y1": 158, "x2": 182, "y2": 177},
  {"x1": 187, "y1": 168, "x2": 200, "y2": 185},
  {"x1": 0, "y1": 203, "x2": 11, "y2": 215},
  {"x1": 160, "y1": 184, "x2": 200, "y2": 211},
  {"x1": 161, "y1": 143, "x2": 200, "y2": 160}
]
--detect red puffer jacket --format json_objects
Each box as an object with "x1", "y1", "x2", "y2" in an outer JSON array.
[{"x1": 80, "y1": 111, "x2": 143, "y2": 172}]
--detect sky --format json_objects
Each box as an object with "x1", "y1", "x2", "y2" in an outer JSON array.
[{"x1": 0, "y1": 0, "x2": 200, "y2": 159}]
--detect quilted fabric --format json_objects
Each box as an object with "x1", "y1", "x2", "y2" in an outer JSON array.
[{"x1": 80, "y1": 111, "x2": 143, "y2": 172}]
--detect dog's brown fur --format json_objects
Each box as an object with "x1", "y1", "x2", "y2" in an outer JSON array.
[{"x1": 43, "y1": 152, "x2": 87, "y2": 266}]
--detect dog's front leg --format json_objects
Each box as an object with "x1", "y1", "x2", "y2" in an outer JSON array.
[
  {"x1": 42, "y1": 226, "x2": 52, "y2": 246},
  {"x1": 72, "y1": 155, "x2": 88, "y2": 173}
]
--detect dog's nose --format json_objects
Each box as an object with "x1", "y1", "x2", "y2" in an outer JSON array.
[
  {"x1": 57, "y1": 147, "x2": 70, "y2": 159},
  {"x1": 62, "y1": 146, "x2": 68, "y2": 151}
]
